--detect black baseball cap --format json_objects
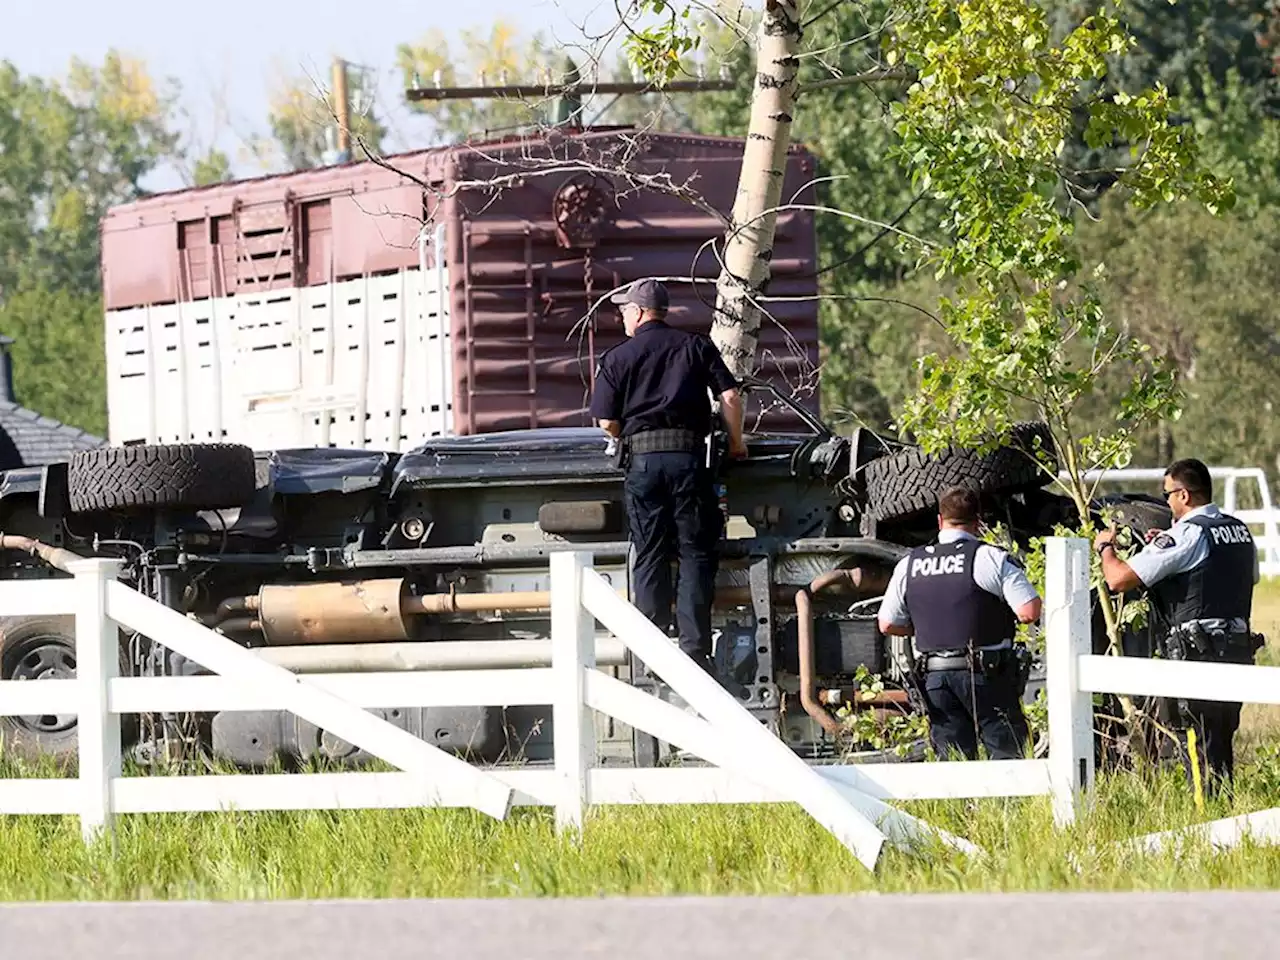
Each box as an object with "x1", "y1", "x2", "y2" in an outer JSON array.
[{"x1": 609, "y1": 278, "x2": 669, "y2": 310}]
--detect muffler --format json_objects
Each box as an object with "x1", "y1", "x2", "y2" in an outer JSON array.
[{"x1": 225, "y1": 579, "x2": 560, "y2": 646}]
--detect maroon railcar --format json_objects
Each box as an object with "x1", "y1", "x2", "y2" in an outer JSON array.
[{"x1": 100, "y1": 128, "x2": 819, "y2": 449}]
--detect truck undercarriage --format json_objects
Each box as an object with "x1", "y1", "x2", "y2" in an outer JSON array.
[{"x1": 0, "y1": 384, "x2": 1170, "y2": 771}]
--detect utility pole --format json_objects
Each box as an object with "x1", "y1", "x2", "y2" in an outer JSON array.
[
  {"x1": 332, "y1": 55, "x2": 351, "y2": 162},
  {"x1": 553, "y1": 57, "x2": 584, "y2": 128}
]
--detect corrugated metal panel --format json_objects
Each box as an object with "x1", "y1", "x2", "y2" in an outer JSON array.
[
  {"x1": 445, "y1": 131, "x2": 821, "y2": 435},
  {"x1": 100, "y1": 131, "x2": 822, "y2": 442},
  {"x1": 101, "y1": 152, "x2": 448, "y2": 311}
]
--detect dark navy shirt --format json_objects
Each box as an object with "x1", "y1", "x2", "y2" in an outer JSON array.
[{"x1": 589, "y1": 321, "x2": 738, "y2": 438}]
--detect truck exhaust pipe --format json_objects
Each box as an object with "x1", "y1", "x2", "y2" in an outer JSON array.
[
  {"x1": 254, "y1": 638, "x2": 630, "y2": 672},
  {"x1": 218, "y1": 578, "x2": 802, "y2": 647},
  {"x1": 221, "y1": 579, "x2": 562, "y2": 645},
  {"x1": 0, "y1": 535, "x2": 86, "y2": 575}
]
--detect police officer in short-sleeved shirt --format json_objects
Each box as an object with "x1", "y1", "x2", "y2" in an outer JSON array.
[
  {"x1": 588, "y1": 278, "x2": 747, "y2": 671},
  {"x1": 1096, "y1": 458, "x2": 1260, "y2": 787},
  {"x1": 878, "y1": 486, "x2": 1042, "y2": 760}
]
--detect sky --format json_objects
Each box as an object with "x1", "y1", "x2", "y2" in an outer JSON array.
[{"x1": 2, "y1": 0, "x2": 619, "y2": 190}]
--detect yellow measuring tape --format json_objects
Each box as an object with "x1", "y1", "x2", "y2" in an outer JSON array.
[{"x1": 1187, "y1": 727, "x2": 1205, "y2": 811}]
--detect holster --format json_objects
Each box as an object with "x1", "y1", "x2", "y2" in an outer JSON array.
[
  {"x1": 611, "y1": 437, "x2": 630, "y2": 471},
  {"x1": 921, "y1": 644, "x2": 1013, "y2": 678},
  {"x1": 898, "y1": 651, "x2": 928, "y2": 714},
  {"x1": 1163, "y1": 622, "x2": 1256, "y2": 665},
  {"x1": 1012, "y1": 644, "x2": 1034, "y2": 696},
  {"x1": 977, "y1": 646, "x2": 1021, "y2": 685}
]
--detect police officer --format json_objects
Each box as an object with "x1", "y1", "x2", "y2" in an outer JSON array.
[
  {"x1": 1095, "y1": 458, "x2": 1260, "y2": 790},
  {"x1": 588, "y1": 278, "x2": 748, "y2": 672},
  {"x1": 877, "y1": 486, "x2": 1042, "y2": 760}
]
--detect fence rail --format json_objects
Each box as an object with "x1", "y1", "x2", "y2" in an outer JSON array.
[{"x1": 0, "y1": 539, "x2": 1277, "y2": 867}]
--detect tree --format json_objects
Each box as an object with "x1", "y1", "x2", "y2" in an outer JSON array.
[
  {"x1": 1045, "y1": 0, "x2": 1277, "y2": 204},
  {"x1": 625, "y1": 0, "x2": 805, "y2": 379},
  {"x1": 259, "y1": 61, "x2": 386, "y2": 171},
  {"x1": 0, "y1": 53, "x2": 181, "y2": 431},
  {"x1": 397, "y1": 22, "x2": 563, "y2": 142},
  {"x1": 0, "y1": 53, "x2": 180, "y2": 296},
  {"x1": 624, "y1": 1, "x2": 920, "y2": 387},
  {"x1": 190, "y1": 148, "x2": 233, "y2": 186},
  {"x1": 1076, "y1": 0, "x2": 1276, "y2": 105},
  {"x1": 0, "y1": 285, "x2": 107, "y2": 434},
  {"x1": 883, "y1": 0, "x2": 1230, "y2": 743},
  {"x1": 706, "y1": 0, "x2": 803, "y2": 378},
  {"x1": 653, "y1": 2, "x2": 931, "y2": 427},
  {"x1": 1077, "y1": 196, "x2": 1280, "y2": 474},
  {"x1": 1180, "y1": 67, "x2": 1280, "y2": 215}
]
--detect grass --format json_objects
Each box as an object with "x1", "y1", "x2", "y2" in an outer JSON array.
[
  {"x1": 2, "y1": 583, "x2": 1280, "y2": 901},
  {"x1": 1238, "y1": 578, "x2": 1280, "y2": 745},
  {"x1": 2, "y1": 761, "x2": 1280, "y2": 900}
]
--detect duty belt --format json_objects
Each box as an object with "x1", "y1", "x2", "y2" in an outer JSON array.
[
  {"x1": 922, "y1": 642, "x2": 1012, "y2": 672},
  {"x1": 626, "y1": 428, "x2": 703, "y2": 456},
  {"x1": 1162, "y1": 619, "x2": 1262, "y2": 662},
  {"x1": 923, "y1": 652, "x2": 971, "y2": 671}
]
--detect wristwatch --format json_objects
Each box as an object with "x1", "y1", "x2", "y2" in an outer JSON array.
[{"x1": 1096, "y1": 542, "x2": 1114, "y2": 557}]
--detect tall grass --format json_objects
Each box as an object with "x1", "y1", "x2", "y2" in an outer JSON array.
[{"x1": 2, "y1": 757, "x2": 1280, "y2": 900}]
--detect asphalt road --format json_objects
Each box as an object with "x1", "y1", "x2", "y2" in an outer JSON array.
[{"x1": 4, "y1": 891, "x2": 1280, "y2": 959}]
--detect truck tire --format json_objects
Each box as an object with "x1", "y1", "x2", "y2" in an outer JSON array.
[
  {"x1": 863, "y1": 421, "x2": 1056, "y2": 525},
  {"x1": 0, "y1": 615, "x2": 135, "y2": 765},
  {"x1": 1095, "y1": 496, "x2": 1172, "y2": 538},
  {"x1": 68, "y1": 443, "x2": 257, "y2": 514}
]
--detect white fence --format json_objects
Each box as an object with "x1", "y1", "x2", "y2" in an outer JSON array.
[{"x1": 0, "y1": 539, "x2": 1277, "y2": 868}]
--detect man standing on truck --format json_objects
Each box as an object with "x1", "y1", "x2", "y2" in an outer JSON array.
[
  {"x1": 877, "y1": 486, "x2": 1041, "y2": 760},
  {"x1": 589, "y1": 278, "x2": 748, "y2": 673},
  {"x1": 1094, "y1": 458, "x2": 1261, "y2": 793}
]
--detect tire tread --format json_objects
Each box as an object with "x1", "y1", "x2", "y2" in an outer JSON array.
[
  {"x1": 863, "y1": 422, "x2": 1056, "y2": 524},
  {"x1": 67, "y1": 443, "x2": 256, "y2": 513}
]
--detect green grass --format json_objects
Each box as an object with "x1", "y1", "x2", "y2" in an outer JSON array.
[
  {"x1": 1, "y1": 757, "x2": 1280, "y2": 900},
  {"x1": 1237, "y1": 578, "x2": 1280, "y2": 744},
  {"x1": 2, "y1": 580, "x2": 1280, "y2": 901}
]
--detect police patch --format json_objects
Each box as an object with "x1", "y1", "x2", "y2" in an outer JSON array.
[{"x1": 1151, "y1": 533, "x2": 1176, "y2": 550}]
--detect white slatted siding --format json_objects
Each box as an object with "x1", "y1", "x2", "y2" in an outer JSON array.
[{"x1": 104, "y1": 262, "x2": 453, "y2": 451}]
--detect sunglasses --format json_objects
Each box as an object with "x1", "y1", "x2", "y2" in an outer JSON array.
[{"x1": 1162, "y1": 487, "x2": 1186, "y2": 502}]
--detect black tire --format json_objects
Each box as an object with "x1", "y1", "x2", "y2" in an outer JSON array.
[
  {"x1": 68, "y1": 443, "x2": 257, "y2": 514},
  {"x1": 0, "y1": 615, "x2": 135, "y2": 765},
  {"x1": 863, "y1": 421, "x2": 1057, "y2": 525},
  {"x1": 1093, "y1": 495, "x2": 1173, "y2": 538}
]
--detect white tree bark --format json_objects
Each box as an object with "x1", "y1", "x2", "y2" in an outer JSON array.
[{"x1": 711, "y1": 0, "x2": 802, "y2": 379}]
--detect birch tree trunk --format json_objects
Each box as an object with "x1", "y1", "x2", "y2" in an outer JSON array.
[{"x1": 711, "y1": 0, "x2": 802, "y2": 379}]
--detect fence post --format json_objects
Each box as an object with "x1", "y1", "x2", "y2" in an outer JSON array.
[
  {"x1": 68, "y1": 557, "x2": 125, "y2": 844},
  {"x1": 551, "y1": 550, "x2": 595, "y2": 835},
  {"x1": 1044, "y1": 537, "x2": 1095, "y2": 827}
]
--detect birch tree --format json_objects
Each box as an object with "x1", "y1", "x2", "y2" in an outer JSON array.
[
  {"x1": 709, "y1": 1, "x2": 802, "y2": 378},
  {"x1": 626, "y1": 0, "x2": 804, "y2": 378}
]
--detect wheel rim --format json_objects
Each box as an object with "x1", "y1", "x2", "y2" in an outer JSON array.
[{"x1": 3, "y1": 633, "x2": 77, "y2": 735}]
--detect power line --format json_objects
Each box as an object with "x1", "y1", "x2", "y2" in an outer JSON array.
[{"x1": 403, "y1": 68, "x2": 909, "y2": 103}]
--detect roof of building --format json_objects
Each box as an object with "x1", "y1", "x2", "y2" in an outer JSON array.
[{"x1": 0, "y1": 402, "x2": 105, "y2": 468}]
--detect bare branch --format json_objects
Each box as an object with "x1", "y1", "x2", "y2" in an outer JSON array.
[
  {"x1": 726, "y1": 200, "x2": 937, "y2": 254},
  {"x1": 801, "y1": 0, "x2": 846, "y2": 28}
]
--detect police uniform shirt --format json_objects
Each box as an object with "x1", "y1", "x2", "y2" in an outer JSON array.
[
  {"x1": 588, "y1": 321, "x2": 738, "y2": 438},
  {"x1": 1125, "y1": 503, "x2": 1260, "y2": 630},
  {"x1": 879, "y1": 529, "x2": 1040, "y2": 647}
]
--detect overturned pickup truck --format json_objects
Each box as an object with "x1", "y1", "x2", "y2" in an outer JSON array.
[{"x1": 0, "y1": 382, "x2": 1169, "y2": 769}]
